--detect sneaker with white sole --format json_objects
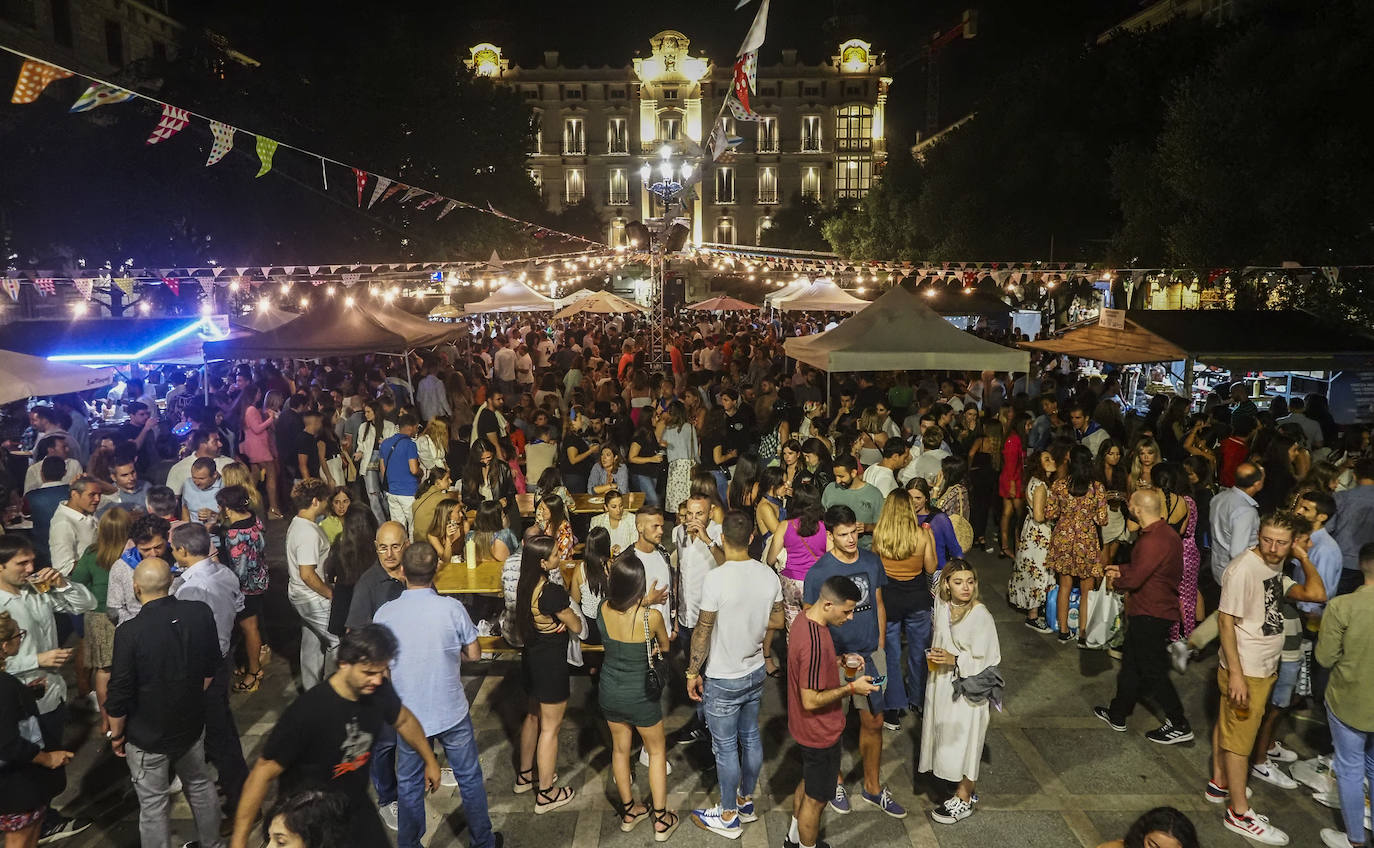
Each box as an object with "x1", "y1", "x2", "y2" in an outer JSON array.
[
  {"x1": 439, "y1": 767, "x2": 457, "y2": 787},
  {"x1": 639, "y1": 747, "x2": 673, "y2": 775},
  {"x1": 930, "y1": 796, "x2": 973, "y2": 825},
  {"x1": 829, "y1": 783, "x2": 851, "y2": 814},
  {"x1": 1168, "y1": 639, "x2": 1190, "y2": 673},
  {"x1": 1250, "y1": 760, "x2": 1299, "y2": 790},
  {"x1": 168, "y1": 775, "x2": 183, "y2": 794},
  {"x1": 1320, "y1": 827, "x2": 1359, "y2": 848},
  {"x1": 690, "y1": 806, "x2": 742, "y2": 840},
  {"x1": 1223, "y1": 808, "x2": 1289, "y2": 846},
  {"x1": 860, "y1": 786, "x2": 907, "y2": 819},
  {"x1": 735, "y1": 797, "x2": 757, "y2": 823},
  {"x1": 1266, "y1": 741, "x2": 1299, "y2": 763},
  {"x1": 378, "y1": 801, "x2": 398, "y2": 831},
  {"x1": 1205, "y1": 781, "x2": 1253, "y2": 804},
  {"x1": 1093, "y1": 706, "x2": 1126, "y2": 732},
  {"x1": 1145, "y1": 720, "x2": 1194, "y2": 745}
]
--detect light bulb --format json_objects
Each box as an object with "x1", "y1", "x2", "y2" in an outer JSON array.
[
  {"x1": 680, "y1": 162, "x2": 693, "y2": 180},
  {"x1": 659, "y1": 144, "x2": 672, "y2": 160}
]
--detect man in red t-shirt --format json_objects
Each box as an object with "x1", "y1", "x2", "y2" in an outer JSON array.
[{"x1": 786, "y1": 576, "x2": 878, "y2": 848}]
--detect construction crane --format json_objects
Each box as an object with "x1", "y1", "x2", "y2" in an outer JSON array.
[{"x1": 894, "y1": 9, "x2": 977, "y2": 139}]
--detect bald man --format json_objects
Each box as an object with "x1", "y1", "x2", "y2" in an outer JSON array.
[
  {"x1": 106, "y1": 557, "x2": 227, "y2": 847},
  {"x1": 1094, "y1": 489, "x2": 1194, "y2": 745},
  {"x1": 1211, "y1": 462, "x2": 1265, "y2": 584}
]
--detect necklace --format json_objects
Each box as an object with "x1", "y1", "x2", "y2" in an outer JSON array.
[{"x1": 948, "y1": 598, "x2": 972, "y2": 623}]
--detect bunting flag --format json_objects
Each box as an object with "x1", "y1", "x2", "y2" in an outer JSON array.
[
  {"x1": 340, "y1": 273, "x2": 361, "y2": 286},
  {"x1": 69, "y1": 83, "x2": 135, "y2": 113},
  {"x1": 113, "y1": 277, "x2": 135, "y2": 296},
  {"x1": 1, "y1": 279, "x2": 20, "y2": 302},
  {"x1": 368, "y1": 176, "x2": 393, "y2": 208},
  {"x1": 727, "y1": 95, "x2": 762, "y2": 122},
  {"x1": 199, "y1": 277, "x2": 215, "y2": 297},
  {"x1": 161, "y1": 276, "x2": 180, "y2": 296},
  {"x1": 353, "y1": 169, "x2": 367, "y2": 206},
  {"x1": 436, "y1": 200, "x2": 459, "y2": 220},
  {"x1": 416, "y1": 194, "x2": 442, "y2": 210},
  {"x1": 398, "y1": 186, "x2": 425, "y2": 204},
  {"x1": 737, "y1": 0, "x2": 770, "y2": 55},
  {"x1": 10, "y1": 60, "x2": 72, "y2": 104},
  {"x1": 206, "y1": 121, "x2": 235, "y2": 166},
  {"x1": 254, "y1": 136, "x2": 278, "y2": 177},
  {"x1": 73, "y1": 277, "x2": 94, "y2": 299},
  {"x1": 33, "y1": 278, "x2": 56, "y2": 296},
  {"x1": 381, "y1": 183, "x2": 403, "y2": 202},
  {"x1": 146, "y1": 104, "x2": 191, "y2": 144}
]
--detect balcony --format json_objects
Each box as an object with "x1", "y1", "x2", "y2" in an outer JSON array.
[
  {"x1": 757, "y1": 189, "x2": 779, "y2": 204},
  {"x1": 608, "y1": 192, "x2": 630, "y2": 206}
]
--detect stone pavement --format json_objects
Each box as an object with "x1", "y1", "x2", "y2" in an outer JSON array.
[{"x1": 51, "y1": 526, "x2": 1345, "y2": 847}]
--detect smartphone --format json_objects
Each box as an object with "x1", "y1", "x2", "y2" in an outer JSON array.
[{"x1": 870, "y1": 675, "x2": 887, "y2": 687}]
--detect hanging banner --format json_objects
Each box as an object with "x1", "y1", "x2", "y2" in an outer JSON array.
[
  {"x1": 0, "y1": 279, "x2": 19, "y2": 302},
  {"x1": 397, "y1": 186, "x2": 424, "y2": 204},
  {"x1": 69, "y1": 83, "x2": 135, "y2": 113},
  {"x1": 73, "y1": 277, "x2": 94, "y2": 299},
  {"x1": 33, "y1": 278, "x2": 56, "y2": 296},
  {"x1": 381, "y1": 183, "x2": 403, "y2": 202},
  {"x1": 206, "y1": 121, "x2": 235, "y2": 166},
  {"x1": 10, "y1": 60, "x2": 72, "y2": 104},
  {"x1": 199, "y1": 277, "x2": 215, "y2": 297},
  {"x1": 737, "y1": 0, "x2": 770, "y2": 55},
  {"x1": 254, "y1": 136, "x2": 278, "y2": 177},
  {"x1": 353, "y1": 168, "x2": 367, "y2": 206},
  {"x1": 146, "y1": 104, "x2": 191, "y2": 145},
  {"x1": 113, "y1": 277, "x2": 135, "y2": 296},
  {"x1": 162, "y1": 276, "x2": 180, "y2": 296},
  {"x1": 416, "y1": 194, "x2": 442, "y2": 210},
  {"x1": 436, "y1": 200, "x2": 459, "y2": 219},
  {"x1": 368, "y1": 176, "x2": 392, "y2": 208},
  {"x1": 340, "y1": 273, "x2": 361, "y2": 286}
]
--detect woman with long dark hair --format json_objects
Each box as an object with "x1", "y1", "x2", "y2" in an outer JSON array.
[
  {"x1": 1151, "y1": 463, "x2": 1202, "y2": 649},
  {"x1": 533, "y1": 493, "x2": 577, "y2": 563},
  {"x1": 726, "y1": 454, "x2": 761, "y2": 513},
  {"x1": 514, "y1": 535, "x2": 582, "y2": 812},
  {"x1": 627, "y1": 416, "x2": 666, "y2": 509},
  {"x1": 1096, "y1": 439, "x2": 1129, "y2": 567},
  {"x1": 460, "y1": 438, "x2": 517, "y2": 517},
  {"x1": 764, "y1": 481, "x2": 829, "y2": 630},
  {"x1": 905, "y1": 477, "x2": 965, "y2": 569},
  {"x1": 1096, "y1": 806, "x2": 1198, "y2": 848},
  {"x1": 324, "y1": 505, "x2": 380, "y2": 637},
  {"x1": 241, "y1": 385, "x2": 282, "y2": 518},
  {"x1": 997, "y1": 413, "x2": 1029, "y2": 559},
  {"x1": 1045, "y1": 446, "x2": 1108, "y2": 645},
  {"x1": 466, "y1": 500, "x2": 518, "y2": 563},
  {"x1": 424, "y1": 498, "x2": 466, "y2": 563},
  {"x1": 355, "y1": 400, "x2": 393, "y2": 522},
  {"x1": 571, "y1": 526, "x2": 613, "y2": 645},
  {"x1": 1008, "y1": 451, "x2": 1058, "y2": 632},
  {"x1": 1255, "y1": 433, "x2": 1299, "y2": 514},
  {"x1": 409, "y1": 467, "x2": 453, "y2": 545},
  {"x1": 965, "y1": 416, "x2": 1000, "y2": 552},
  {"x1": 798, "y1": 437, "x2": 834, "y2": 492},
  {"x1": 659, "y1": 400, "x2": 697, "y2": 513},
  {"x1": 596, "y1": 551, "x2": 678, "y2": 839},
  {"x1": 935, "y1": 455, "x2": 971, "y2": 523},
  {"x1": 215, "y1": 486, "x2": 268, "y2": 692}
]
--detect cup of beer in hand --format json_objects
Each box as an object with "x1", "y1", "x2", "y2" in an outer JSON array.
[
  {"x1": 926, "y1": 649, "x2": 938, "y2": 673},
  {"x1": 27, "y1": 575, "x2": 51, "y2": 594},
  {"x1": 843, "y1": 654, "x2": 862, "y2": 681}
]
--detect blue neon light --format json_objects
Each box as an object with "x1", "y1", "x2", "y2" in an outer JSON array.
[{"x1": 47, "y1": 318, "x2": 225, "y2": 363}]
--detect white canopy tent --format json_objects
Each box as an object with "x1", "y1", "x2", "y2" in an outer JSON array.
[
  {"x1": 230, "y1": 304, "x2": 301, "y2": 333},
  {"x1": 553, "y1": 290, "x2": 647, "y2": 320},
  {"x1": 764, "y1": 279, "x2": 809, "y2": 306},
  {"x1": 463, "y1": 279, "x2": 557, "y2": 313},
  {"x1": 783, "y1": 286, "x2": 1029, "y2": 373},
  {"x1": 0, "y1": 350, "x2": 115, "y2": 405},
  {"x1": 774, "y1": 278, "x2": 870, "y2": 313}
]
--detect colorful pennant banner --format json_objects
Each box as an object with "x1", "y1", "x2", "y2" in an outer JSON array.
[
  {"x1": 254, "y1": 136, "x2": 278, "y2": 177},
  {"x1": 10, "y1": 59, "x2": 71, "y2": 104},
  {"x1": 70, "y1": 83, "x2": 135, "y2": 113},
  {"x1": 146, "y1": 105, "x2": 191, "y2": 145},
  {"x1": 206, "y1": 121, "x2": 235, "y2": 166},
  {"x1": 1, "y1": 279, "x2": 20, "y2": 302}
]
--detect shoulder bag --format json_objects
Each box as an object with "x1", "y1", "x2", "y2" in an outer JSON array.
[{"x1": 643, "y1": 608, "x2": 668, "y2": 700}]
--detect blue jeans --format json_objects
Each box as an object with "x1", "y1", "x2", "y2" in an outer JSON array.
[
  {"x1": 371, "y1": 722, "x2": 397, "y2": 805},
  {"x1": 397, "y1": 714, "x2": 495, "y2": 848},
  {"x1": 630, "y1": 472, "x2": 661, "y2": 508},
  {"x1": 704, "y1": 667, "x2": 766, "y2": 814},
  {"x1": 883, "y1": 608, "x2": 932, "y2": 712},
  {"x1": 1327, "y1": 703, "x2": 1374, "y2": 845},
  {"x1": 710, "y1": 470, "x2": 729, "y2": 505}
]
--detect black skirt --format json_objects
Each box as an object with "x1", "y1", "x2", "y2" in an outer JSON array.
[{"x1": 521, "y1": 631, "x2": 571, "y2": 704}]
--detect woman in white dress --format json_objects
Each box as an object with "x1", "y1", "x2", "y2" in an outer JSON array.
[
  {"x1": 1007, "y1": 450, "x2": 1056, "y2": 631},
  {"x1": 588, "y1": 490, "x2": 638, "y2": 556},
  {"x1": 920, "y1": 559, "x2": 1001, "y2": 826}
]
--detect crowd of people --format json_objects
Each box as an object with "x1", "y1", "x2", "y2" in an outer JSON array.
[{"x1": 0, "y1": 309, "x2": 1371, "y2": 848}]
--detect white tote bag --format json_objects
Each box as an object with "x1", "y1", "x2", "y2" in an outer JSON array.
[{"x1": 1082, "y1": 580, "x2": 1124, "y2": 649}]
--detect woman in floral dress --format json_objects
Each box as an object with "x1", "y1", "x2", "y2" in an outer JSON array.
[
  {"x1": 1045, "y1": 445, "x2": 1108, "y2": 645},
  {"x1": 1152, "y1": 463, "x2": 1201, "y2": 644},
  {"x1": 1008, "y1": 451, "x2": 1057, "y2": 632}
]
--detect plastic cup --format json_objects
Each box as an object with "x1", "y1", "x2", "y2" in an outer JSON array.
[
  {"x1": 28, "y1": 576, "x2": 50, "y2": 594},
  {"x1": 926, "y1": 650, "x2": 938, "y2": 673},
  {"x1": 843, "y1": 655, "x2": 862, "y2": 680}
]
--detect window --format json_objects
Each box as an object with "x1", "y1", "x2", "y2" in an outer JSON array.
[
  {"x1": 835, "y1": 156, "x2": 872, "y2": 199},
  {"x1": 529, "y1": 110, "x2": 543, "y2": 154},
  {"x1": 564, "y1": 168, "x2": 585, "y2": 203},
  {"x1": 836, "y1": 105, "x2": 872, "y2": 151},
  {"x1": 756, "y1": 216, "x2": 773, "y2": 245},
  {"x1": 715, "y1": 217, "x2": 736, "y2": 245},
  {"x1": 757, "y1": 117, "x2": 778, "y2": 153},
  {"x1": 528, "y1": 168, "x2": 542, "y2": 196},
  {"x1": 662, "y1": 88, "x2": 678, "y2": 100},
  {"x1": 845, "y1": 84, "x2": 863, "y2": 96},
  {"x1": 760, "y1": 86, "x2": 776, "y2": 97},
  {"x1": 608, "y1": 169, "x2": 629, "y2": 205},
  {"x1": 802, "y1": 167, "x2": 821, "y2": 200},
  {"x1": 660, "y1": 117, "x2": 681, "y2": 141},
  {"x1": 801, "y1": 116, "x2": 822, "y2": 152},
  {"x1": 610, "y1": 88, "x2": 627, "y2": 99},
  {"x1": 608, "y1": 118, "x2": 628, "y2": 154},
  {"x1": 715, "y1": 167, "x2": 735, "y2": 204},
  {"x1": 563, "y1": 117, "x2": 585, "y2": 154},
  {"x1": 758, "y1": 167, "x2": 778, "y2": 204},
  {"x1": 720, "y1": 117, "x2": 735, "y2": 139},
  {"x1": 565, "y1": 87, "x2": 582, "y2": 99},
  {"x1": 51, "y1": 0, "x2": 72, "y2": 45},
  {"x1": 610, "y1": 218, "x2": 627, "y2": 248},
  {"x1": 524, "y1": 89, "x2": 540, "y2": 100},
  {"x1": 803, "y1": 85, "x2": 820, "y2": 97},
  {"x1": 104, "y1": 19, "x2": 124, "y2": 66}
]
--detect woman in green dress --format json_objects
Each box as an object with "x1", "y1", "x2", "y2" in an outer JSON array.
[{"x1": 598, "y1": 551, "x2": 678, "y2": 841}]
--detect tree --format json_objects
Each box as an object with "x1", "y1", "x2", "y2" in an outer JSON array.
[{"x1": 759, "y1": 196, "x2": 833, "y2": 253}]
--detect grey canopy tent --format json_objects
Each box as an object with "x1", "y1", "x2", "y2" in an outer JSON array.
[{"x1": 202, "y1": 297, "x2": 408, "y2": 359}]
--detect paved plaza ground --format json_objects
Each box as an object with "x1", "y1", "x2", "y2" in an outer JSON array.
[{"x1": 50, "y1": 521, "x2": 1346, "y2": 847}]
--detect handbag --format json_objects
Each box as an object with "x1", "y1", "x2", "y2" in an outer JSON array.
[{"x1": 643, "y1": 608, "x2": 668, "y2": 700}]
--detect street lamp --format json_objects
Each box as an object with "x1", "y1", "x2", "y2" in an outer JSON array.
[{"x1": 635, "y1": 142, "x2": 699, "y2": 367}]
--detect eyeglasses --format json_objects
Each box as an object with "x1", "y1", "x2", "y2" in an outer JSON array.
[
  {"x1": 375, "y1": 543, "x2": 406, "y2": 554},
  {"x1": 2, "y1": 630, "x2": 26, "y2": 643}
]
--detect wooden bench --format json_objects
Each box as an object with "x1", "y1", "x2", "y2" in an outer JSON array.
[{"x1": 476, "y1": 635, "x2": 602, "y2": 658}]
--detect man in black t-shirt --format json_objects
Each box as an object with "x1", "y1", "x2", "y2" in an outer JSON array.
[
  {"x1": 230, "y1": 625, "x2": 440, "y2": 848},
  {"x1": 294, "y1": 410, "x2": 324, "y2": 481}
]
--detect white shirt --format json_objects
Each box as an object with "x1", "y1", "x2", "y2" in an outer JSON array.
[
  {"x1": 862, "y1": 464, "x2": 898, "y2": 497},
  {"x1": 416, "y1": 374, "x2": 452, "y2": 423},
  {"x1": 911, "y1": 448, "x2": 950, "y2": 484},
  {"x1": 493, "y1": 347, "x2": 517, "y2": 381},
  {"x1": 49, "y1": 503, "x2": 97, "y2": 576},
  {"x1": 23, "y1": 458, "x2": 82, "y2": 494},
  {"x1": 165, "y1": 454, "x2": 233, "y2": 500},
  {"x1": 672, "y1": 522, "x2": 723, "y2": 629},
  {"x1": 0, "y1": 580, "x2": 96, "y2": 712},
  {"x1": 590, "y1": 513, "x2": 639, "y2": 555},
  {"x1": 175, "y1": 558, "x2": 245, "y2": 657},
  {"x1": 633, "y1": 543, "x2": 673, "y2": 627},
  {"x1": 699, "y1": 558, "x2": 782, "y2": 680},
  {"x1": 285, "y1": 515, "x2": 331, "y2": 606}
]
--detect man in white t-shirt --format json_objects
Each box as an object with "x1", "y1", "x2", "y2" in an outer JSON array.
[
  {"x1": 632, "y1": 508, "x2": 673, "y2": 630},
  {"x1": 671, "y1": 494, "x2": 724, "y2": 744},
  {"x1": 492, "y1": 337, "x2": 518, "y2": 399},
  {"x1": 1210, "y1": 512, "x2": 1328, "y2": 846},
  {"x1": 685, "y1": 509, "x2": 784, "y2": 838},
  {"x1": 284, "y1": 478, "x2": 336, "y2": 691},
  {"x1": 862, "y1": 441, "x2": 908, "y2": 498}
]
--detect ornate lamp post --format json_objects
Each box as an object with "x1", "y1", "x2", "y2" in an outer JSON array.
[{"x1": 637, "y1": 144, "x2": 696, "y2": 368}]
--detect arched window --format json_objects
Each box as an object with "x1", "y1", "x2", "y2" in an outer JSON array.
[{"x1": 836, "y1": 105, "x2": 872, "y2": 151}]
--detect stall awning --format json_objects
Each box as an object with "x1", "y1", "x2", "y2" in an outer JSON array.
[
  {"x1": 203, "y1": 299, "x2": 407, "y2": 359},
  {"x1": 0, "y1": 316, "x2": 235, "y2": 365}
]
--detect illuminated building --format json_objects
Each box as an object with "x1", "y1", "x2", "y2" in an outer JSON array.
[{"x1": 467, "y1": 32, "x2": 891, "y2": 248}]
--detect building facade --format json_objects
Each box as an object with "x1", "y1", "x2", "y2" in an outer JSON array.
[
  {"x1": 0, "y1": 0, "x2": 182, "y2": 75},
  {"x1": 467, "y1": 31, "x2": 891, "y2": 248}
]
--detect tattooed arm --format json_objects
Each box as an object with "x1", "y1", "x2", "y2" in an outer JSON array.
[{"x1": 685, "y1": 610, "x2": 716, "y2": 701}]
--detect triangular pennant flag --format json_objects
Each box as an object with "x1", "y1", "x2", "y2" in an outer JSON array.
[
  {"x1": 1320, "y1": 266, "x2": 1339, "y2": 285},
  {"x1": 381, "y1": 183, "x2": 403, "y2": 202},
  {"x1": 10, "y1": 60, "x2": 72, "y2": 104},
  {"x1": 284, "y1": 266, "x2": 297, "y2": 274},
  {"x1": 368, "y1": 176, "x2": 392, "y2": 208},
  {"x1": 113, "y1": 277, "x2": 135, "y2": 296},
  {"x1": 260, "y1": 266, "x2": 272, "y2": 277},
  {"x1": 254, "y1": 136, "x2": 278, "y2": 177},
  {"x1": 162, "y1": 276, "x2": 180, "y2": 296},
  {"x1": 340, "y1": 273, "x2": 361, "y2": 286},
  {"x1": 727, "y1": 95, "x2": 761, "y2": 122},
  {"x1": 199, "y1": 277, "x2": 215, "y2": 297},
  {"x1": 416, "y1": 194, "x2": 442, "y2": 210},
  {"x1": 69, "y1": 83, "x2": 135, "y2": 113},
  {"x1": 206, "y1": 121, "x2": 235, "y2": 166},
  {"x1": 1, "y1": 279, "x2": 20, "y2": 302},
  {"x1": 398, "y1": 187, "x2": 426, "y2": 204},
  {"x1": 33, "y1": 278, "x2": 56, "y2": 296},
  {"x1": 352, "y1": 169, "x2": 367, "y2": 206},
  {"x1": 437, "y1": 200, "x2": 459, "y2": 219},
  {"x1": 73, "y1": 278, "x2": 94, "y2": 299},
  {"x1": 236, "y1": 267, "x2": 249, "y2": 277},
  {"x1": 212, "y1": 266, "x2": 226, "y2": 277},
  {"x1": 146, "y1": 104, "x2": 191, "y2": 145},
  {"x1": 737, "y1": 0, "x2": 770, "y2": 55}
]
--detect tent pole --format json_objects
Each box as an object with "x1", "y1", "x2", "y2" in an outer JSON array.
[
  {"x1": 203, "y1": 364, "x2": 209, "y2": 403},
  {"x1": 404, "y1": 351, "x2": 413, "y2": 392},
  {"x1": 1183, "y1": 358, "x2": 1195, "y2": 409}
]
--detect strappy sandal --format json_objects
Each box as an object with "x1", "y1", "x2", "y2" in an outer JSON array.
[
  {"x1": 258, "y1": 645, "x2": 272, "y2": 666},
  {"x1": 513, "y1": 767, "x2": 535, "y2": 794},
  {"x1": 652, "y1": 807, "x2": 680, "y2": 842},
  {"x1": 618, "y1": 799, "x2": 650, "y2": 832},
  {"x1": 268, "y1": 509, "x2": 284, "y2": 520},
  {"x1": 535, "y1": 784, "x2": 575, "y2": 814},
  {"x1": 233, "y1": 670, "x2": 264, "y2": 693}
]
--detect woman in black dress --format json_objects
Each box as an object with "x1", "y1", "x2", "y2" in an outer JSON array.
[
  {"x1": 514, "y1": 535, "x2": 583, "y2": 814},
  {"x1": 0, "y1": 612, "x2": 74, "y2": 845}
]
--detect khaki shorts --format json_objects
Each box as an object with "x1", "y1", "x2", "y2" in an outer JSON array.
[
  {"x1": 836, "y1": 646, "x2": 887, "y2": 714},
  {"x1": 1216, "y1": 665, "x2": 1276, "y2": 756}
]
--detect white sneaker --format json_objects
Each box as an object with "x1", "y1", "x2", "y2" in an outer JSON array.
[
  {"x1": 1320, "y1": 828, "x2": 1357, "y2": 848},
  {"x1": 1168, "y1": 639, "x2": 1189, "y2": 674},
  {"x1": 1250, "y1": 760, "x2": 1299, "y2": 790},
  {"x1": 440, "y1": 767, "x2": 458, "y2": 787},
  {"x1": 1223, "y1": 808, "x2": 1289, "y2": 846},
  {"x1": 639, "y1": 747, "x2": 673, "y2": 775},
  {"x1": 930, "y1": 795, "x2": 973, "y2": 825},
  {"x1": 168, "y1": 775, "x2": 183, "y2": 794},
  {"x1": 378, "y1": 801, "x2": 398, "y2": 831},
  {"x1": 1266, "y1": 741, "x2": 1299, "y2": 763}
]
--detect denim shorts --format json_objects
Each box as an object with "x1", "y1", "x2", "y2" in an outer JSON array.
[{"x1": 1269, "y1": 658, "x2": 1301, "y2": 708}]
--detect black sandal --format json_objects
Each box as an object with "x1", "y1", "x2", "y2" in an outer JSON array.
[
  {"x1": 535, "y1": 785, "x2": 575, "y2": 814},
  {"x1": 619, "y1": 799, "x2": 649, "y2": 832},
  {"x1": 652, "y1": 807, "x2": 679, "y2": 842},
  {"x1": 513, "y1": 768, "x2": 535, "y2": 794}
]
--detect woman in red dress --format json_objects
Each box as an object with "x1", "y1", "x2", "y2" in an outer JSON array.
[{"x1": 998, "y1": 413, "x2": 1030, "y2": 559}]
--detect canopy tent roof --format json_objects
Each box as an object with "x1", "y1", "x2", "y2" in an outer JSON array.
[
  {"x1": 922, "y1": 289, "x2": 1016, "y2": 317},
  {"x1": 230, "y1": 304, "x2": 301, "y2": 333},
  {"x1": 556, "y1": 287, "x2": 600, "y2": 305},
  {"x1": 0, "y1": 316, "x2": 237, "y2": 365},
  {"x1": 203, "y1": 298, "x2": 407, "y2": 359},
  {"x1": 783, "y1": 286, "x2": 1030, "y2": 373},
  {"x1": 764, "y1": 280, "x2": 809, "y2": 305},
  {"x1": 553, "y1": 290, "x2": 646, "y2": 320},
  {"x1": 1019, "y1": 310, "x2": 1374, "y2": 369},
  {"x1": 370, "y1": 302, "x2": 457, "y2": 347},
  {"x1": 463, "y1": 279, "x2": 557, "y2": 313},
  {"x1": 683, "y1": 295, "x2": 759, "y2": 312},
  {"x1": 0, "y1": 350, "x2": 115, "y2": 405},
  {"x1": 428, "y1": 303, "x2": 462, "y2": 319},
  {"x1": 774, "y1": 278, "x2": 870, "y2": 313}
]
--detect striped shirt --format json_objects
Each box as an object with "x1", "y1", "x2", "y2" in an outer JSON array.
[{"x1": 787, "y1": 615, "x2": 844, "y2": 748}]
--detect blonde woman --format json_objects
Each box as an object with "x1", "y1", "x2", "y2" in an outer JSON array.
[
  {"x1": 920, "y1": 559, "x2": 1002, "y2": 826},
  {"x1": 872, "y1": 490, "x2": 937, "y2": 729},
  {"x1": 1127, "y1": 437, "x2": 1161, "y2": 492},
  {"x1": 220, "y1": 461, "x2": 265, "y2": 518},
  {"x1": 417, "y1": 418, "x2": 450, "y2": 475},
  {"x1": 70, "y1": 506, "x2": 132, "y2": 734}
]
